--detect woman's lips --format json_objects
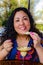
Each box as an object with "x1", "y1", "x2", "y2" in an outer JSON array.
[{"x1": 19, "y1": 26, "x2": 26, "y2": 30}]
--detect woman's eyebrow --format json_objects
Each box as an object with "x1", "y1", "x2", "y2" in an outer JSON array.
[
  {"x1": 15, "y1": 16, "x2": 28, "y2": 20},
  {"x1": 23, "y1": 16, "x2": 28, "y2": 18},
  {"x1": 15, "y1": 17, "x2": 19, "y2": 20}
]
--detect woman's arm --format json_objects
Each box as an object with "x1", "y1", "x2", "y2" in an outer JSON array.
[
  {"x1": 30, "y1": 32, "x2": 43, "y2": 63},
  {"x1": 0, "y1": 48, "x2": 10, "y2": 60},
  {"x1": 35, "y1": 44, "x2": 43, "y2": 63}
]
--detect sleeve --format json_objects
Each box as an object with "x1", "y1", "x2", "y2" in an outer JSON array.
[
  {"x1": 6, "y1": 47, "x2": 17, "y2": 60},
  {"x1": 6, "y1": 39, "x2": 17, "y2": 60}
]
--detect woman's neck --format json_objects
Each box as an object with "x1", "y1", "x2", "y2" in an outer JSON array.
[
  {"x1": 16, "y1": 35, "x2": 30, "y2": 47},
  {"x1": 17, "y1": 35, "x2": 29, "y2": 41}
]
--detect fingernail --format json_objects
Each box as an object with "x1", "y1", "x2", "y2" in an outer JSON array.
[{"x1": 30, "y1": 32, "x2": 34, "y2": 35}]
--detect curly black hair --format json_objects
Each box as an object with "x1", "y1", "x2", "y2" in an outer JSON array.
[{"x1": 1, "y1": 7, "x2": 43, "y2": 43}]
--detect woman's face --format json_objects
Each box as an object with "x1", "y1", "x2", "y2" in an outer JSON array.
[{"x1": 14, "y1": 11, "x2": 30, "y2": 35}]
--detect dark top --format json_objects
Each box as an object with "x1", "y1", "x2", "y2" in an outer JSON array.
[{"x1": 7, "y1": 38, "x2": 43, "y2": 62}]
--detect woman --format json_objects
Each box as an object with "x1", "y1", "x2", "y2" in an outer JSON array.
[{"x1": 0, "y1": 7, "x2": 43, "y2": 63}]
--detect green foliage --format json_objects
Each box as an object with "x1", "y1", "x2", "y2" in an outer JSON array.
[
  {"x1": 2, "y1": 20, "x2": 7, "y2": 26},
  {"x1": 10, "y1": 0, "x2": 18, "y2": 11},
  {"x1": 0, "y1": 21, "x2": 2, "y2": 26},
  {"x1": 20, "y1": 0, "x2": 28, "y2": 8},
  {"x1": 30, "y1": 0, "x2": 34, "y2": 14},
  {"x1": 0, "y1": 0, "x2": 19, "y2": 26},
  {"x1": 36, "y1": 24, "x2": 43, "y2": 31}
]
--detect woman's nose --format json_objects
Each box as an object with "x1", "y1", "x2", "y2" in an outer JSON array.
[{"x1": 20, "y1": 20, "x2": 24, "y2": 25}]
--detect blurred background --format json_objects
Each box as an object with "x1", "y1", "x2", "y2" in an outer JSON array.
[{"x1": 0, "y1": 0, "x2": 43, "y2": 37}]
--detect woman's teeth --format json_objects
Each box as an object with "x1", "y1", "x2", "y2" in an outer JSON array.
[{"x1": 20, "y1": 27, "x2": 26, "y2": 30}]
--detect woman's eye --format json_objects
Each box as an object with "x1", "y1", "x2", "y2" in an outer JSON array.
[
  {"x1": 16, "y1": 20, "x2": 19, "y2": 22},
  {"x1": 24, "y1": 18, "x2": 28, "y2": 20}
]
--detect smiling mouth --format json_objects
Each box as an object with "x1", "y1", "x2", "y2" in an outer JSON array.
[{"x1": 19, "y1": 26, "x2": 26, "y2": 30}]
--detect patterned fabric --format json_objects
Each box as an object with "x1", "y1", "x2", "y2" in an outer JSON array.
[
  {"x1": 7, "y1": 38, "x2": 43, "y2": 62},
  {"x1": 15, "y1": 48, "x2": 39, "y2": 62},
  {"x1": 15, "y1": 48, "x2": 34, "y2": 60}
]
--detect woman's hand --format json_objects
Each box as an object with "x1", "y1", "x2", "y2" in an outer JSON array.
[
  {"x1": 0, "y1": 39, "x2": 13, "y2": 60},
  {"x1": 2, "y1": 39, "x2": 13, "y2": 52},
  {"x1": 30, "y1": 32, "x2": 41, "y2": 48}
]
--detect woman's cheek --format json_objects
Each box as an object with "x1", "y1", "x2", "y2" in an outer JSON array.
[{"x1": 26, "y1": 23, "x2": 31, "y2": 31}]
